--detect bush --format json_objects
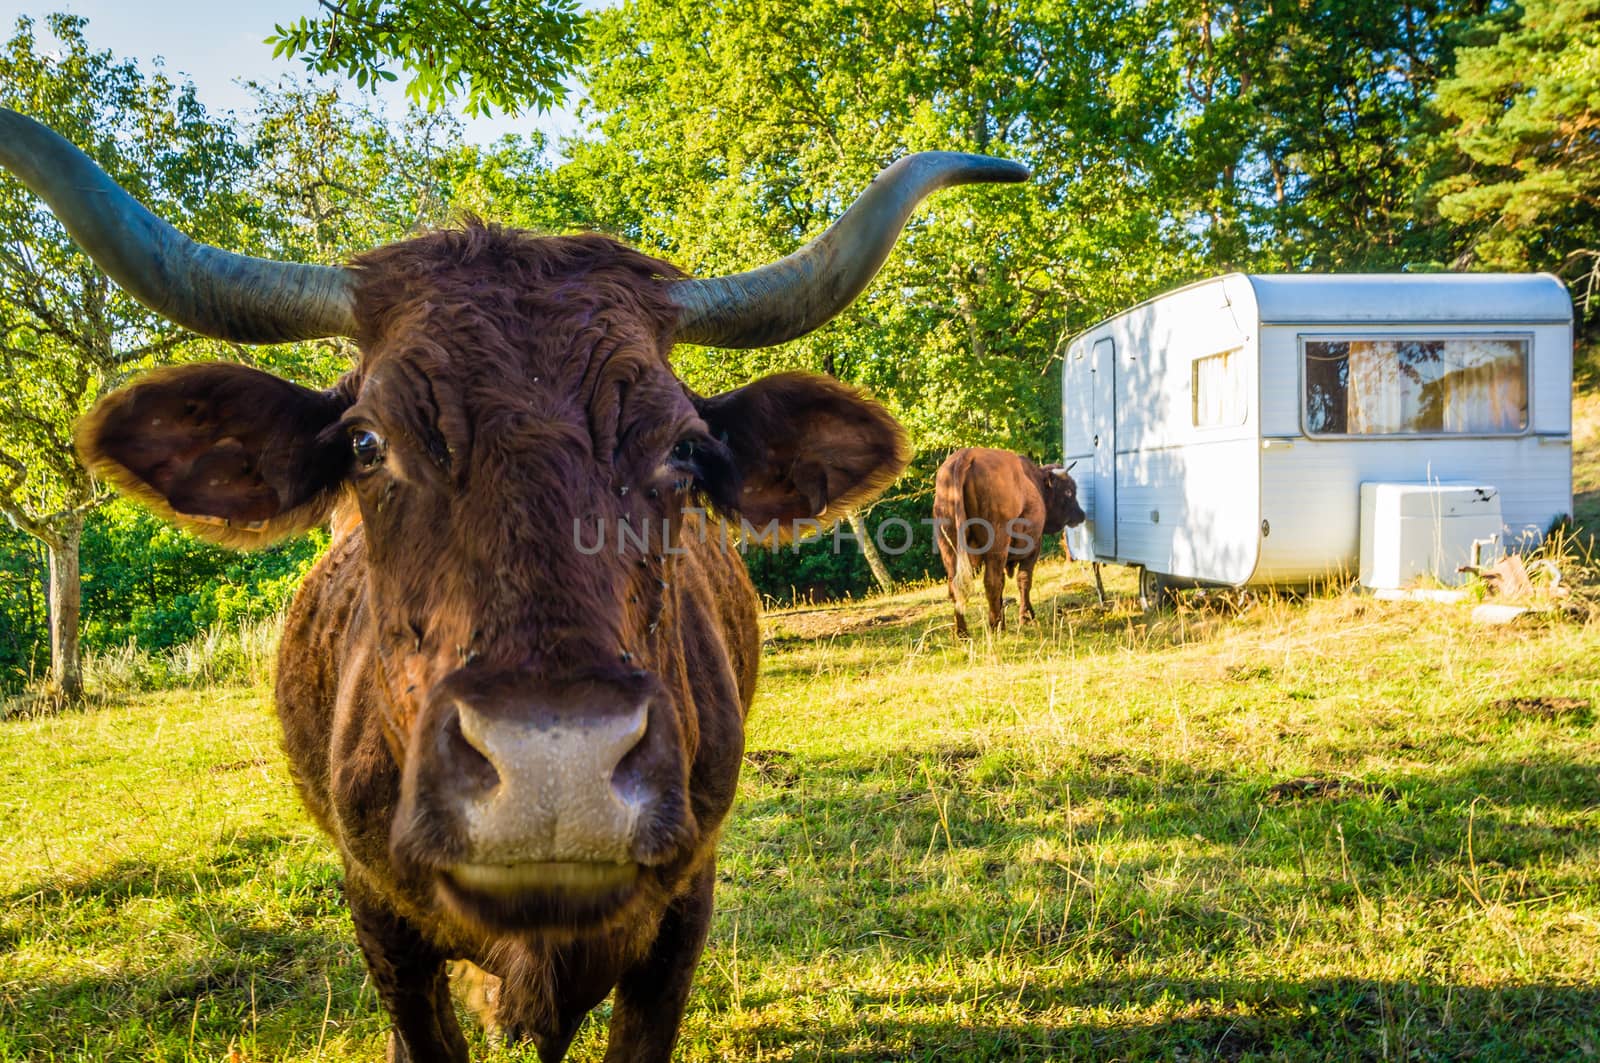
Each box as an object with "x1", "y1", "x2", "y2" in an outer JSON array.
[
  {"x1": 80, "y1": 502, "x2": 325, "y2": 650},
  {"x1": 0, "y1": 501, "x2": 326, "y2": 695},
  {"x1": 0, "y1": 528, "x2": 47, "y2": 691},
  {"x1": 83, "y1": 613, "x2": 283, "y2": 694}
]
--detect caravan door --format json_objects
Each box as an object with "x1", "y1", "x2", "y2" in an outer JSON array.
[{"x1": 1090, "y1": 336, "x2": 1116, "y2": 558}]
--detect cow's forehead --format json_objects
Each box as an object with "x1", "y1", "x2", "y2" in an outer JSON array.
[
  {"x1": 341, "y1": 226, "x2": 695, "y2": 465},
  {"x1": 350, "y1": 225, "x2": 685, "y2": 361},
  {"x1": 349, "y1": 318, "x2": 694, "y2": 478}
]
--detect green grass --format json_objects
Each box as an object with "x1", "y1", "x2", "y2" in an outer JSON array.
[{"x1": 3, "y1": 565, "x2": 1598, "y2": 1061}]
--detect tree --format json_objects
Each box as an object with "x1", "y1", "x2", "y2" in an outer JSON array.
[
  {"x1": 245, "y1": 81, "x2": 465, "y2": 252},
  {"x1": 552, "y1": 0, "x2": 1143, "y2": 456},
  {"x1": 519, "y1": 0, "x2": 1488, "y2": 599},
  {"x1": 265, "y1": 0, "x2": 588, "y2": 118},
  {"x1": 551, "y1": 0, "x2": 1486, "y2": 450},
  {"x1": 1431, "y1": 0, "x2": 1600, "y2": 334},
  {"x1": 0, "y1": 14, "x2": 257, "y2": 699},
  {"x1": 1162, "y1": 0, "x2": 1490, "y2": 272},
  {"x1": 239, "y1": 79, "x2": 528, "y2": 388}
]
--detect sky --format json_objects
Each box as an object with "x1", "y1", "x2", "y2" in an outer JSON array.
[{"x1": 0, "y1": 0, "x2": 589, "y2": 147}]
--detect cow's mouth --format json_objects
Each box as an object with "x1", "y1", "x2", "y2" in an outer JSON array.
[
  {"x1": 446, "y1": 860, "x2": 638, "y2": 897},
  {"x1": 438, "y1": 860, "x2": 643, "y2": 931}
]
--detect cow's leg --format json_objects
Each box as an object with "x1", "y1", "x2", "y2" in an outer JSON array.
[
  {"x1": 346, "y1": 877, "x2": 468, "y2": 1063},
  {"x1": 937, "y1": 520, "x2": 970, "y2": 639},
  {"x1": 948, "y1": 577, "x2": 970, "y2": 639},
  {"x1": 603, "y1": 863, "x2": 716, "y2": 1063},
  {"x1": 983, "y1": 555, "x2": 1007, "y2": 631},
  {"x1": 1016, "y1": 561, "x2": 1036, "y2": 623},
  {"x1": 1016, "y1": 549, "x2": 1044, "y2": 623},
  {"x1": 947, "y1": 561, "x2": 973, "y2": 639}
]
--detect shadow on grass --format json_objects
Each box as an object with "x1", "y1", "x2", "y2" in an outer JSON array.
[
  {"x1": 727, "y1": 746, "x2": 1600, "y2": 962},
  {"x1": 4, "y1": 830, "x2": 304, "y2": 908},
  {"x1": 717, "y1": 745, "x2": 1600, "y2": 1058},
  {"x1": 725, "y1": 977, "x2": 1600, "y2": 1060},
  {"x1": 0, "y1": 830, "x2": 368, "y2": 1058},
  {"x1": 737, "y1": 743, "x2": 1600, "y2": 845}
]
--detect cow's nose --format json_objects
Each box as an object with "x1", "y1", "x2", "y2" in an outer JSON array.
[
  {"x1": 444, "y1": 688, "x2": 651, "y2": 866},
  {"x1": 453, "y1": 694, "x2": 648, "y2": 801}
]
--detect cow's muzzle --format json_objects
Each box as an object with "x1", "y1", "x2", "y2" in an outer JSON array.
[{"x1": 393, "y1": 667, "x2": 692, "y2": 927}]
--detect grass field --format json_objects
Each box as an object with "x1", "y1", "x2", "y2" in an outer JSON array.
[{"x1": 4, "y1": 451, "x2": 1600, "y2": 1059}]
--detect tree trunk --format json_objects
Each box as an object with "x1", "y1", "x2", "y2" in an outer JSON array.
[
  {"x1": 848, "y1": 510, "x2": 895, "y2": 595},
  {"x1": 46, "y1": 517, "x2": 83, "y2": 701}
]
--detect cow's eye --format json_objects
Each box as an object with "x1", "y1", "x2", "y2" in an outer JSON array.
[
  {"x1": 670, "y1": 438, "x2": 699, "y2": 465},
  {"x1": 351, "y1": 429, "x2": 386, "y2": 470}
]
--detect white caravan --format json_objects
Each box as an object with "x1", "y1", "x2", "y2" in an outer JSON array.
[{"x1": 1060, "y1": 273, "x2": 1574, "y2": 600}]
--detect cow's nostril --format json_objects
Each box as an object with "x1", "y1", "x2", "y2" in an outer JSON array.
[
  {"x1": 608, "y1": 703, "x2": 653, "y2": 807},
  {"x1": 444, "y1": 710, "x2": 499, "y2": 793}
]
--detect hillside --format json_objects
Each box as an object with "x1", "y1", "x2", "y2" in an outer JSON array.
[{"x1": 3, "y1": 428, "x2": 1599, "y2": 1059}]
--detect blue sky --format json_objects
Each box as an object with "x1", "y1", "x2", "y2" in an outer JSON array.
[{"x1": 0, "y1": 0, "x2": 589, "y2": 146}]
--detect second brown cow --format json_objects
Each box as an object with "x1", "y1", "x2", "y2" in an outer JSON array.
[{"x1": 934, "y1": 447, "x2": 1085, "y2": 637}]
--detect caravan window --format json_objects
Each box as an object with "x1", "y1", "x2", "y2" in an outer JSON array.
[
  {"x1": 1193, "y1": 349, "x2": 1246, "y2": 427},
  {"x1": 1302, "y1": 335, "x2": 1529, "y2": 436}
]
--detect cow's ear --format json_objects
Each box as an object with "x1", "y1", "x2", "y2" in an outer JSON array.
[
  {"x1": 693, "y1": 372, "x2": 909, "y2": 527},
  {"x1": 77, "y1": 362, "x2": 353, "y2": 549}
]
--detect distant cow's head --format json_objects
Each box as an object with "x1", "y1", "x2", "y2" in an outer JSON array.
[
  {"x1": 1039, "y1": 463, "x2": 1086, "y2": 536},
  {"x1": 1, "y1": 108, "x2": 1025, "y2": 931}
]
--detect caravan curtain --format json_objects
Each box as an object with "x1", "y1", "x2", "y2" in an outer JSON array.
[
  {"x1": 1304, "y1": 337, "x2": 1527, "y2": 436},
  {"x1": 1193, "y1": 348, "x2": 1246, "y2": 427}
]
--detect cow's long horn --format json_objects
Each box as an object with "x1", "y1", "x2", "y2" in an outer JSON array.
[
  {"x1": 670, "y1": 151, "x2": 1028, "y2": 349},
  {"x1": 0, "y1": 108, "x2": 356, "y2": 342}
]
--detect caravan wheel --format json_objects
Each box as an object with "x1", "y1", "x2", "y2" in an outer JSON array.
[{"x1": 1138, "y1": 567, "x2": 1175, "y2": 612}]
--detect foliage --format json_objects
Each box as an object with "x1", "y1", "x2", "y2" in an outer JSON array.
[
  {"x1": 0, "y1": 13, "x2": 259, "y2": 528},
  {"x1": 237, "y1": 80, "x2": 481, "y2": 387},
  {"x1": 0, "y1": 524, "x2": 46, "y2": 689},
  {"x1": 1165, "y1": 0, "x2": 1492, "y2": 271},
  {"x1": 266, "y1": 0, "x2": 588, "y2": 118},
  {"x1": 82, "y1": 613, "x2": 284, "y2": 695},
  {"x1": 1432, "y1": 0, "x2": 1600, "y2": 333},
  {"x1": 0, "y1": 13, "x2": 267, "y2": 697},
  {"x1": 541, "y1": 0, "x2": 1490, "y2": 470},
  {"x1": 79, "y1": 502, "x2": 324, "y2": 652},
  {"x1": 0, "y1": 504, "x2": 322, "y2": 693},
  {"x1": 553, "y1": 0, "x2": 1129, "y2": 458},
  {"x1": 245, "y1": 80, "x2": 467, "y2": 261}
]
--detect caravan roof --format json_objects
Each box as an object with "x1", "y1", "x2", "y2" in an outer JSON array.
[
  {"x1": 1249, "y1": 273, "x2": 1572, "y2": 325},
  {"x1": 1067, "y1": 272, "x2": 1573, "y2": 345}
]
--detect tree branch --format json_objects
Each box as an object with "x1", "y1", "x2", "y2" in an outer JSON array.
[{"x1": 0, "y1": 451, "x2": 60, "y2": 546}]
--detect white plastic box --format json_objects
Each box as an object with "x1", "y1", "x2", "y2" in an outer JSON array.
[{"x1": 1359, "y1": 482, "x2": 1502, "y2": 590}]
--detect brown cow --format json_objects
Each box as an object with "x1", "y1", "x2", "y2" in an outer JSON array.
[
  {"x1": 934, "y1": 447, "x2": 1085, "y2": 637},
  {"x1": 0, "y1": 108, "x2": 1026, "y2": 1062}
]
